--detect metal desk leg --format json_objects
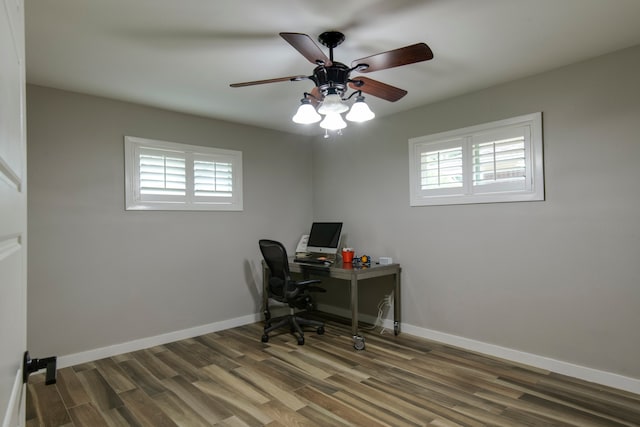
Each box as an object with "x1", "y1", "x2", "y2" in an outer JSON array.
[
  {"x1": 394, "y1": 269, "x2": 401, "y2": 335},
  {"x1": 351, "y1": 275, "x2": 365, "y2": 350}
]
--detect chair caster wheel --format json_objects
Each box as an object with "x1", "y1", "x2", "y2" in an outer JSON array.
[
  {"x1": 297, "y1": 337, "x2": 305, "y2": 345},
  {"x1": 353, "y1": 335, "x2": 365, "y2": 351},
  {"x1": 317, "y1": 326, "x2": 325, "y2": 335},
  {"x1": 261, "y1": 334, "x2": 269, "y2": 343}
]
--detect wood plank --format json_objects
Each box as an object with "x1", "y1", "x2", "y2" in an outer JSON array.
[
  {"x1": 202, "y1": 364, "x2": 270, "y2": 405},
  {"x1": 295, "y1": 385, "x2": 395, "y2": 427},
  {"x1": 261, "y1": 357, "x2": 339, "y2": 395},
  {"x1": 518, "y1": 393, "x2": 636, "y2": 426},
  {"x1": 331, "y1": 389, "x2": 423, "y2": 427},
  {"x1": 233, "y1": 365, "x2": 307, "y2": 411},
  {"x1": 27, "y1": 381, "x2": 72, "y2": 427},
  {"x1": 263, "y1": 345, "x2": 331, "y2": 380},
  {"x1": 192, "y1": 379, "x2": 273, "y2": 426},
  {"x1": 76, "y1": 368, "x2": 124, "y2": 411},
  {"x1": 119, "y1": 388, "x2": 179, "y2": 427},
  {"x1": 118, "y1": 358, "x2": 166, "y2": 397},
  {"x1": 67, "y1": 403, "x2": 110, "y2": 427},
  {"x1": 216, "y1": 415, "x2": 253, "y2": 427},
  {"x1": 327, "y1": 373, "x2": 463, "y2": 426},
  {"x1": 102, "y1": 406, "x2": 142, "y2": 427},
  {"x1": 194, "y1": 333, "x2": 245, "y2": 359},
  {"x1": 258, "y1": 400, "x2": 316, "y2": 426},
  {"x1": 151, "y1": 390, "x2": 212, "y2": 427},
  {"x1": 55, "y1": 367, "x2": 92, "y2": 407},
  {"x1": 162, "y1": 375, "x2": 233, "y2": 422},
  {"x1": 128, "y1": 348, "x2": 178, "y2": 380},
  {"x1": 493, "y1": 377, "x2": 640, "y2": 426},
  {"x1": 94, "y1": 357, "x2": 137, "y2": 393},
  {"x1": 153, "y1": 347, "x2": 209, "y2": 383},
  {"x1": 296, "y1": 403, "x2": 354, "y2": 427},
  {"x1": 163, "y1": 341, "x2": 214, "y2": 369}
]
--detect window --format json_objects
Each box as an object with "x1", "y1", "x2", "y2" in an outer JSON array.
[
  {"x1": 409, "y1": 112, "x2": 543, "y2": 206},
  {"x1": 125, "y1": 136, "x2": 243, "y2": 211}
]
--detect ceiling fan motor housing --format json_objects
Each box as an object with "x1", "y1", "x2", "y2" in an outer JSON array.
[{"x1": 313, "y1": 62, "x2": 350, "y2": 97}]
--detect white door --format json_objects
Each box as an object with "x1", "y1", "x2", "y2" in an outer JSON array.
[{"x1": 0, "y1": 0, "x2": 27, "y2": 425}]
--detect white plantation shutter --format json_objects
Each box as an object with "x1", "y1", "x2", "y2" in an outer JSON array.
[
  {"x1": 125, "y1": 136, "x2": 243, "y2": 211},
  {"x1": 139, "y1": 149, "x2": 186, "y2": 197},
  {"x1": 193, "y1": 157, "x2": 233, "y2": 198},
  {"x1": 421, "y1": 146, "x2": 463, "y2": 190},
  {"x1": 409, "y1": 113, "x2": 543, "y2": 206},
  {"x1": 473, "y1": 136, "x2": 525, "y2": 186},
  {"x1": 471, "y1": 126, "x2": 530, "y2": 193}
]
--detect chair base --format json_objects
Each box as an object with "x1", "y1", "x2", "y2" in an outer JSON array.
[{"x1": 262, "y1": 312, "x2": 324, "y2": 345}]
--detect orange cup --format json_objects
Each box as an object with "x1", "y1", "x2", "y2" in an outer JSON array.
[{"x1": 341, "y1": 248, "x2": 354, "y2": 263}]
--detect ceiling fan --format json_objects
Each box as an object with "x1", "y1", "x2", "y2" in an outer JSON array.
[{"x1": 230, "y1": 31, "x2": 433, "y2": 131}]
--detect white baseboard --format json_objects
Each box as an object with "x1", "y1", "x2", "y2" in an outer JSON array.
[
  {"x1": 56, "y1": 307, "x2": 640, "y2": 395},
  {"x1": 402, "y1": 323, "x2": 640, "y2": 395},
  {"x1": 57, "y1": 313, "x2": 260, "y2": 369},
  {"x1": 1, "y1": 369, "x2": 22, "y2": 427}
]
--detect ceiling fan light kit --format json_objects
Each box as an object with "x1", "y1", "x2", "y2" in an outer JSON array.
[
  {"x1": 231, "y1": 31, "x2": 433, "y2": 135},
  {"x1": 345, "y1": 95, "x2": 375, "y2": 122},
  {"x1": 292, "y1": 98, "x2": 321, "y2": 124},
  {"x1": 317, "y1": 92, "x2": 349, "y2": 115},
  {"x1": 320, "y1": 112, "x2": 347, "y2": 131}
]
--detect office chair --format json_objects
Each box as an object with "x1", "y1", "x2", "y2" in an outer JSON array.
[{"x1": 258, "y1": 239, "x2": 326, "y2": 345}]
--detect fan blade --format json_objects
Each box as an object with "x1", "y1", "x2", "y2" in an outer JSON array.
[
  {"x1": 280, "y1": 32, "x2": 332, "y2": 66},
  {"x1": 348, "y1": 76, "x2": 407, "y2": 102},
  {"x1": 230, "y1": 75, "x2": 308, "y2": 88},
  {"x1": 352, "y1": 43, "x2": 433, "y2": 73},
  {"x1": 309, "y1": 87, "x2": 321, "y2": 108}
]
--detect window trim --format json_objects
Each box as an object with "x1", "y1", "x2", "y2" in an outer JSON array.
[
  {"x1": 409, "y1": 113, "x2": 544, "y2": 206},
  {"x1": 124, "y1": 136, "x2": 243, "y2": 211}
]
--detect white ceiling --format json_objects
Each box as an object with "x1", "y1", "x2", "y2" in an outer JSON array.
[{"x1": 25, "y1": 0, "x2": 640, "y2": 136}]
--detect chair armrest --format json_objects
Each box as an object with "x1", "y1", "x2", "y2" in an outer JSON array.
[
  {"x1": 295, "y1": 279, "x2": 321, "y2": 287},
  {"x1": 293, "y1": 280, "x2": 325, "y2": 292}
]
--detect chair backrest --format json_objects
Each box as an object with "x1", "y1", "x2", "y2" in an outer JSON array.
[{"x1": 258, "y1": 239, "x2": 291, "y2": 298}]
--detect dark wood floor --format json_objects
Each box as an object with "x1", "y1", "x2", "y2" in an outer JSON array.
[{"x1": 27, "y1": 317, "x2": 640, "y2": 426}]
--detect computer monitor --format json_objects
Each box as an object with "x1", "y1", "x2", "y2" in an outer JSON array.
[{"x1": 306, "y1": 222, "x2": 343, "y2": 254}]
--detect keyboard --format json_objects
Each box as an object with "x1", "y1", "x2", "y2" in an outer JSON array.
[{"x1": 294, "y1": 257, "x2": 331, "y2": 265}]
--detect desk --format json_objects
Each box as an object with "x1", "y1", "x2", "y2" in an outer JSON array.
[{"x1": 262, "y1": 259, "x2": 401, "y2": 349}]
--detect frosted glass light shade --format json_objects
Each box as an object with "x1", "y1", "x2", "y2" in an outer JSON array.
[
  {"x1": 292, "y1": 102, "x2": 321, "y2": 124},
  {"x1": 346, "y1": 97, "x2": 375, "y2": 122},
  {"x1": 319, "y1": 112, "x2": 347, "y2": 130},
  {"x1": 317, "y1": 93, "x2": 349, "y2": 115}
]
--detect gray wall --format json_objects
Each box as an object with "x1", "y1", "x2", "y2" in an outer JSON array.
[
  {"x1": 27, "y1": 85, "x2": 313, "y2": 357},
  {"x1": 311, "y1": 45, "x2": 640, "y2": 379}
]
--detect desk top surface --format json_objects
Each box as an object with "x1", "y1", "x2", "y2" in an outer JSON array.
[{"x1": 287, "y1": 257, "x2": 400, "y2": 279}]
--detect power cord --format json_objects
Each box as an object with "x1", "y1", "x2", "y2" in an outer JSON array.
[{"x1": 363, "y1": 291, "x2": 394, "y2": 334}]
